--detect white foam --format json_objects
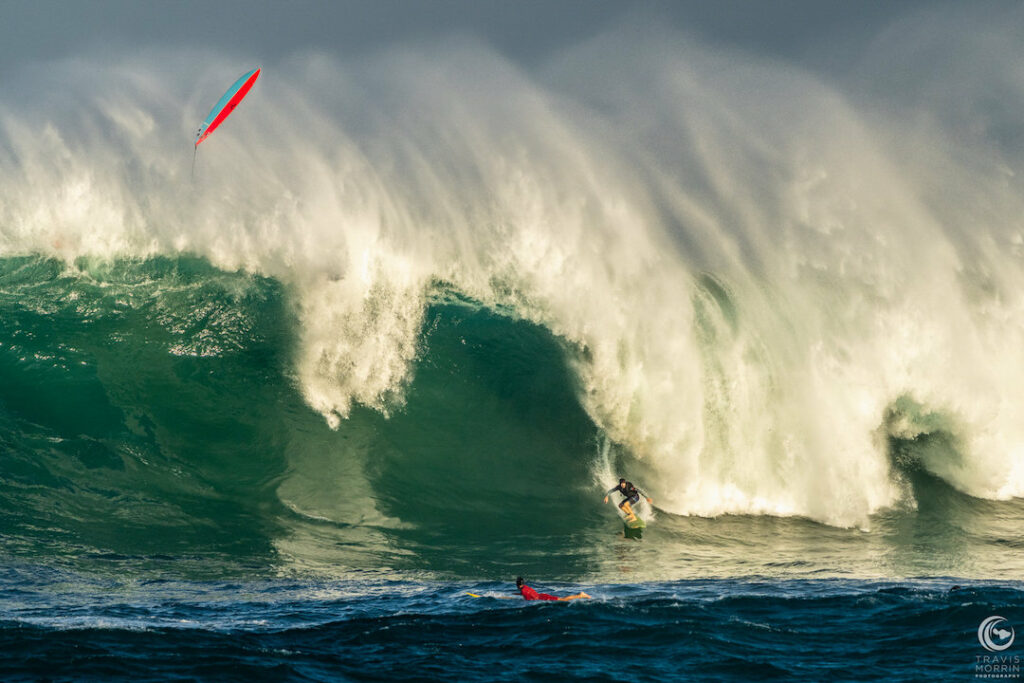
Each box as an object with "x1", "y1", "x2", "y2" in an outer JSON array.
[{"x1": 2, "y1": 19, "x2": 1024, "y2": 526}]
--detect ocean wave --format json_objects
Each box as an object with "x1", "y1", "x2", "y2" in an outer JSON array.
[{"x1": 2, "y1": 14, "x2": 1024, "y2": 539}]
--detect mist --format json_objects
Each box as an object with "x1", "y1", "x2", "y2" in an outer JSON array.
[{"x1": 1, "y1": 7, "x2": 1023, "y2": 526}]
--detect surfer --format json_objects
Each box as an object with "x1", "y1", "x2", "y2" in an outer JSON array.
[
  {"x1": 515, "y1": 577, "x2": 590, "y2": 601},
  {"x1": 604, "y1": 478, "x2": 652, "y2": 519}
]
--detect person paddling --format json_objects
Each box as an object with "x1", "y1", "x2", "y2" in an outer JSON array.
[
  {"x1": 603, "y1": 478, "x2": 652, "y2": 520},
  {"x1": 515, "y1": 577, "x2": 590, "y2": 601}
]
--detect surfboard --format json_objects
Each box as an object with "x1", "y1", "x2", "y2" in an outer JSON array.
[
  {"x1": 620, "y1": 512, "x2": 645, "y2": 539},
  {"x1": 624, "y1": 514, "x2": 646, "y2": 529}
]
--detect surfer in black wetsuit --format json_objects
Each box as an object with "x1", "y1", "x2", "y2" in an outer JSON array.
[{"x1": 604, "y1": 478, "x2": 652, "y2": 518}]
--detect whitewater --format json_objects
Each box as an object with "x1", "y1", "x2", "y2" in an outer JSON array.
[
  {"x1": 2, "y1": 11, "x2": 1024, "y2": 680},
  {"x1": 5, "y1": 23, "x2": 1024, "y2": 529}
]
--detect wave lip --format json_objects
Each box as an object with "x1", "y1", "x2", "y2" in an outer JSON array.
[{"x1": 4, "y1": 14, "x2": 1024, "y2": 537}]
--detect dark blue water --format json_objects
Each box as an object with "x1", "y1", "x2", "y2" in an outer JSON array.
[{"x1": 2, "y1": 563, "x2": 1019, "y2": 682}]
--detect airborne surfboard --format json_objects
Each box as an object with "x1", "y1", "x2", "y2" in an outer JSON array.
[
  {"x1": 192, "y1": 67, "x2": 261, "y2": 179},
  {"x1": 195, "y1": 67, "x2": 261, "y2": 147}
]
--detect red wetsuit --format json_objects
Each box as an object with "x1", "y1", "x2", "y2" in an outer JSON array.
[{"x1": 518, "y1": 584, "x2": 560, "y2": 601}]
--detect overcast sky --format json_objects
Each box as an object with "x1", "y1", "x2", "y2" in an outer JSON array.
[{"x1": 0, "y1": 0, "x2": 957, "y2": 73}]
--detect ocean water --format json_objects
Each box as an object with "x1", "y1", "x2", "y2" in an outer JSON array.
[
  {"x1": 4, "y1": 13, "x2": 1024, "y2": 681},
  {"x1": 2, "y1": 255, "x2": 1022, "y2": 681},
  {"x1": 3, "y1": 567, "x2": 1022, "y2": 682}
]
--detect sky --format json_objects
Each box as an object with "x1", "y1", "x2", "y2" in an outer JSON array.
[{"x1": 0, "y1": 0, "x2": 956, "y2": 73}]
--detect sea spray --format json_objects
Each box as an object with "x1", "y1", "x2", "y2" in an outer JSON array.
[{"x1": 1, "y1": 26, "x2": 1023, "y2": 531}]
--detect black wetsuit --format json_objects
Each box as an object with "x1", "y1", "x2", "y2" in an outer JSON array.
[{"x1": 607, "y1": 481, "x2": 645, "y2": 508}]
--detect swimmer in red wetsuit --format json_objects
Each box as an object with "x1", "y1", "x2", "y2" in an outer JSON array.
[{"x1": 515, "y1": 577, "x2": 590, "y2": 601}]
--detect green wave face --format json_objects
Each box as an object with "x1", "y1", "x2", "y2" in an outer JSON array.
[
  {"x1": 0, "y1": 256, "x2": 611, "y2": 577},
  {"x1": 0, "y1": 256, "x2": 295, "y2": 565}
]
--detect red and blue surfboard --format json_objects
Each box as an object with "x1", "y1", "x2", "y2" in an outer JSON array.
[{"x1": 195, "y1": 67, "x2": 260, "y2": 146}]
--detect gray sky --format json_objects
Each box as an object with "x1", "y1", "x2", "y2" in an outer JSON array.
[{"x1": 0, "y1": 0, "x2": 946, "y2": 72}]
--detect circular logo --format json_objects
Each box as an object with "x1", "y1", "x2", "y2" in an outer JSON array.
[{"x1": 979, "y1": 616, "x2": 1015, "y2": 652}]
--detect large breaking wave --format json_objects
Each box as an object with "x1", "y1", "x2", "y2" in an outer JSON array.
[{"x1": 2, "y1": 8, "x2": 1024, "y2": 567}]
